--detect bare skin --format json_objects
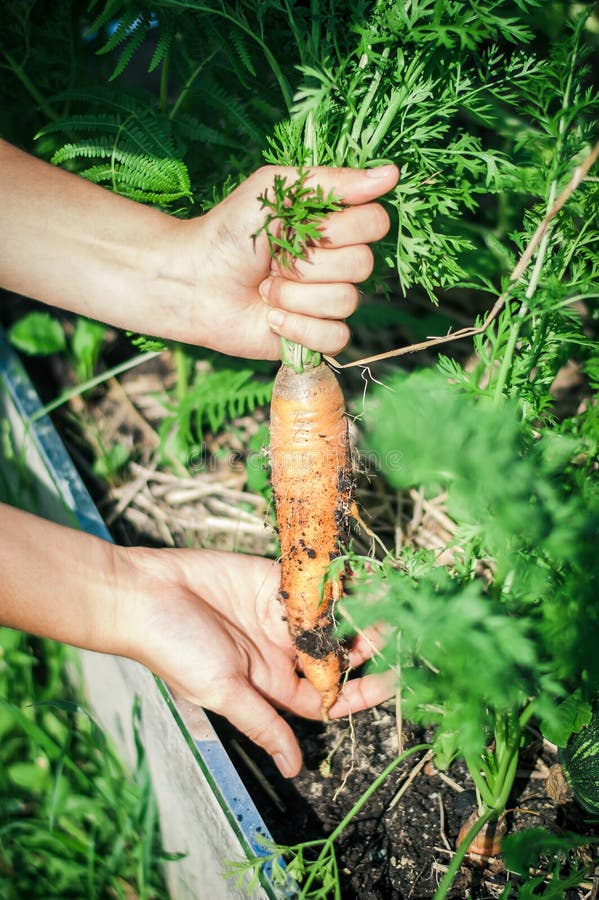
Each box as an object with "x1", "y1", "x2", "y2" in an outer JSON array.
[
  {"x1": 0, "y1": 140, "x2": 398, "y2": 358},
  {"x1": 0, "y1": 140, "x2": 399, "y2": 776},
  {"x1": 0, "y1": 503, "x2": 390, "y2": 777}
]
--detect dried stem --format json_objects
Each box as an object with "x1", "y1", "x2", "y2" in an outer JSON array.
[{"x1": 327, "y1": 139, "x2": 599, "y2": 370}]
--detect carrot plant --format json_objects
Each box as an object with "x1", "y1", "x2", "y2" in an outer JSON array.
[
  {"x1": 246, "y1": 0, "x2": 551, "y2": 714},
  {"x1": 341, "y1": 11, "x2": 599, "y2": 896},
  {"x1": 225, "y1": 1, "x2": 599, "y2": 895},
  {"x1": 2, "y1": 1, "x2": 599, "y2": 895}
]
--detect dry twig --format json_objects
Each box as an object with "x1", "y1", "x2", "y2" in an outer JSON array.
[{"x1": 326, "y1": 139, "x2": 599, "y2": 370}]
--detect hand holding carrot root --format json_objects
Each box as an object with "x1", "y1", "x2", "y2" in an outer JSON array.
[{"x1": 264, "y1": 166, "x2": 397, "y2": 717}]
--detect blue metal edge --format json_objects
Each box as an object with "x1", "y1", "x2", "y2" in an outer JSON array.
[{"x1": 0, "y1": 328, "x2": 296, "y2": 899}]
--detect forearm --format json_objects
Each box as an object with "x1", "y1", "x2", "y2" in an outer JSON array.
[
  {"x1": 0, "y1": 139, "x2": 193, "y2": 334},
  {"x1": 0, "y1": 502, "x2": 133, "y2": 656}
]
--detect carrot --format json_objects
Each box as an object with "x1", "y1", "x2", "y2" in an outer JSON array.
[
  {"x1": 456, "y1": 810, "x2": 507, "y2": 861},
  {"x1": 270, "y1": 360, "x2": 353, "y2": 719}
]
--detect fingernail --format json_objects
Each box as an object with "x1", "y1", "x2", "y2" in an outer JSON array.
[
  {"x1": 365, "y1": 164, "x2": 396, "y2": 178},
  {"x1": 267, "y1": 308, "x2": 284, "y2": 330},
  {"x1": 258, "y1": 278, "x2": 271, "y2": 302},
  {"x1": 274, "y1": 753, "x2": 294, "y2": 778}
]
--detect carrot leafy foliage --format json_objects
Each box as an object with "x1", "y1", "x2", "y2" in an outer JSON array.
[{"x1": 251, "y1": 168, "x2": 342, "y2": 271}]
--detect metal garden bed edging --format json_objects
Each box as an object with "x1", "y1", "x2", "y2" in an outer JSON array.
[{"x1": 0, "y1": 328, "x2": 293, "y2": 899}]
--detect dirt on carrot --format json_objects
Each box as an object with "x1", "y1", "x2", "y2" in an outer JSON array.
[{"x1": 269, "y1": 361, "x2": 353, "y2": 718}]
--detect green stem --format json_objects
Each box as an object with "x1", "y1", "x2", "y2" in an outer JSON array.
[
  {"x1": 330, "y1": 744, "x2": 431, "y2": 842},
  {"x1": 491, "y1": 182, "x2": 556, "y2": 403},
  {"x1": 169, "y1": 50, "x2": 218, "y2": 120},
  {"x1": 464, "y1": 750, "x2": 496, "y2": 811},
  {"x1": 432, "y1": 806, "x2": 496, "y2": 900},
  {"x1": 495, "y1": 737, "x2": 520, "y2": 810},
  {"x1": 492, "y1": 25, "x2": 579, "y2": 404},
  {"x1": 284, "y1": 0, "x2": 308, "y2": 67},
  {"x1": 165, "y1": 1, "x2": 293, "y2": 112},
  {"x1": 304, "y1": 109, "x2": 319, "y2": 166},
  {"x1": 280, "y1": 339, "x2": 321, "y2": 373},
  {"x1": 492, "y1": 713, "x2": 520, "y2": 804},
  {"x1": 364, "y1": 91, "x2": 403, "y2": 158},
  {"x1": 2, "y1": 50, "x2": 59, "y2": 123},
  {"x1": 172, "y1": 345, "x2": 190, "y2": 405},
  {"x1": 31, "y1": 351, "x2": 163, "y2": 422},
  {"x1": 159, "y1": 45, "x2": 171, "y2": 115},
  {"x1": 310, "y1": 0, "x2": 321, "y2": 60},
  {"x1": 299, "y1": 744, "x2": 431, "y2": 898},
  {"x1": 345, "y1": 45, "x2": 390, "y2": 160},
  {"x1": 519, "y1": 700, "x2": 536, "y2": 730},
  {"x1": 465, "y1": 711, "x2": 523, "y2": 818}
]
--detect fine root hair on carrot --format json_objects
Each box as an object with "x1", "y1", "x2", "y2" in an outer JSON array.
[{"x1": 270, "y1": 361, "x2": 353, "y2": 719}]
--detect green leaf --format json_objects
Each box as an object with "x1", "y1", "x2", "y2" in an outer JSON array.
[
  {"x1": 8, "y1": 313, "x2": 66, "y2": 356},
  {"x1": 70, "y1": 317, "x2": 105, "y2": 382},
  {"x1": 8, "y1": 760, "x2": 49, "y2": 792},
  {"x1": 92, "y1": 443, "x2": 130, "y2": 480},
  {"x1": 503, "y1": 827, "x2": 596, "y2": 876},
  {"x1": 540, "y1": 689, "x2": 593, "y2": 748}
]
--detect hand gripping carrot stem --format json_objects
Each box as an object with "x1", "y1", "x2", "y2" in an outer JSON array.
[{"x1": 270, "y1": 361, "x2": 353, "y2": 719}]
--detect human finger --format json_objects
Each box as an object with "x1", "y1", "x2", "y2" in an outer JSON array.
[
  {"x1": 346, "y1": 625, "x2": 389, "y2": 670},
  {"x1": 213, "y1": 676, "x2": 303, "y2": 778},
  {"x1": 316, "y1": 203, "x2": 391, "y2": 248},
  {"x1": 302, "y1": 164, "x2": 399, "y2": 206},
  {"x1": 260, "y1": 278, "x2": 359, "y2": 320},
  {"x1": 328, "y1": 670, "x2": 395, "y2": 718},
  {"x1": 266, "y1": 307, "x2": 350, "y2": 355},
  {"x1": 272, "y1": 243, "x2": 374, "y2": 284}
]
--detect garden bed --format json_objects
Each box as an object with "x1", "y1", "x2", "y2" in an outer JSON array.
[
  {"x1": 2, "y1": 8, "x2": 598, "y2": 896},
  {"x1": 3, "y1": 308, "x2": 597, "y2": 899},
  {"x1": 0, "y1": 324, "x2": 286, "y2": 900}
]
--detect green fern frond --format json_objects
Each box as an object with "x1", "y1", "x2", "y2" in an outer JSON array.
[
  {"x1": 40, "y1": 94, "x2": 191, "y2": 207},
  {"x1": 38, "y1": 112, "x2": 123, "y2": 136},
  {"x1": 51, "y1": 86, "x2": 152, "y2": 118},
  {"x1": 80, "y1": 167, "x2": 191, "y2": 204},
  {"x1": 148, "y1": 21, "x2": 174, "y2": 73},
  {"x1": 109, "y1": 16, "x2": 154, "y2": 81},
  {"x1": 87, "y1": 5, "x2": 162, "y2": 80},
  {"x1": 40, "y1": 100, "x2": 178, "y2": 158},
  {"x1": 85, "y1": 0, "x2": 126, "y2": 38},
  {"x1": 51, "y1": 140, "x2": 191, "y2": 204},
  {"x1": 175, "y1": 113, "x2": 247, "y2": 150},
  {"x1": 95, "y1": 10, "x2": 144, "y2": 55},
  {"x1": 197, "y1": 76, "x2": 266, "y2": 146},
  {"x1": 51, "y1": 137, "x2": 121, "y2": 163},
  {"x1": 230, "y1": 31, "x2": 256, "y2": 78},
  {"x1": 164, "y1": 369, "x2": 274, "y2": 446}
]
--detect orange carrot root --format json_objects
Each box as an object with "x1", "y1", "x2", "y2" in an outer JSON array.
[
  {"x1": 456, "y1": 811, "x2": 507, "y2": 861},
  {"x1": 270, "y1": 362, "x2": 352, "y2": 718}
]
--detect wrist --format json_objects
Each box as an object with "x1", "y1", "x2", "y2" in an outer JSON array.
[
  {"x1": 108, "y1": 544, "x2": 189, "y2": 670},
  {"x1": 0, "y1": 504, "x2": 129, "y2": 656}
]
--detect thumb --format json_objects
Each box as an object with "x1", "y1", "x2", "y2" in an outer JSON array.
[{"x1": 214, "y1": 678, "x2": 303, "y2": 778}]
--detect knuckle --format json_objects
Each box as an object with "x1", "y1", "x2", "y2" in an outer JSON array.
[
  {"x1": 244, "y1": 714, "x2": 278, "y2": 747},
  {"x1": 291, "y1": 315, "x2": 314, "y2": 346},
  {"x1": 255, "y1": 164, "x2": 276, "y2": 181}
]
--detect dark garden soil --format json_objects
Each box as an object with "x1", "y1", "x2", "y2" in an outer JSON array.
[
  {"x1": 3, "y1": 297, "x2": 598, "y2": 899},
  {"x1": 210, "y1": 706, "x2": 598, "y2": 899}
]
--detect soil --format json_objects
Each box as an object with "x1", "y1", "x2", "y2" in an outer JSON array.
[
  {"x1": 2, "y1": 299, "x2": 598, "y2": 898},
  {"x1": 210, "y1": 708, "x2": 598, "y2": 899}
]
